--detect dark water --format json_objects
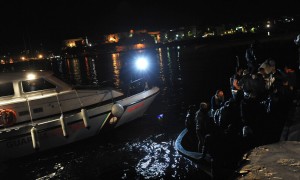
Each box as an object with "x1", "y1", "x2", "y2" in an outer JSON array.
[{"x1": 1, "y1": 33, "x2": 299, "y2": 180}]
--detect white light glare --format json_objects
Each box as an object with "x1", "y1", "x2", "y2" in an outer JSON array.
[
  {"x1": 135, "y1": 57, "x2": 149, "y2": 70},
  {"x1": 27, "y1": 73, "x2": 36, "y2": 80}
]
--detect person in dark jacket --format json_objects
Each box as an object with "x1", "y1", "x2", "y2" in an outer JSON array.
[
  {"x1": 230, "y1": 66, "x2": 243, "y2": 99},
  {"x1": 195, "y1": 102, "x2": 210, "y2": 152},
  {"x1": 195, "y1": 102, "x2": 213, "y2": 154},
  {"x1": 210, "y1": 90, "x2": 225, "y2": 113},
  {"x1": 185, "y1": 104, "x2": 197, "y2": 137},
  {"x1": 195, "y1": 102, "x2": 225, "y2": 160}
]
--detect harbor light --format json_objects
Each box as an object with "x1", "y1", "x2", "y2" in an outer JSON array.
[{"x1": 38, "y1": 54, "x2": 43, "y2": 59}]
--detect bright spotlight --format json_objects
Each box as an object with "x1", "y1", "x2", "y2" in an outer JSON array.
[
  {"x1": 135, "y1": 57, "x2": 149, "y2": 71},
  {"x1": 27, "y1": 73, "x2": 36, "y2": 80}
]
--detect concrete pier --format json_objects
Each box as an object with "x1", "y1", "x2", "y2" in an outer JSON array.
[{"x1": 237, "y1": 94, "x2": 300, "y2": 179}]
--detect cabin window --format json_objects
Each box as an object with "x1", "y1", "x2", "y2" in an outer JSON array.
[
  {"x1": 22, "y1": 78, "x2": 56, "y2": 93},
  {"x1": 0, "y1": 82, "x2": 14, "y2": 97}
]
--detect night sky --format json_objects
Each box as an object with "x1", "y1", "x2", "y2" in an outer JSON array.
[{"x1": 0, "y1": 0, "x2": 299, "y2": 54}]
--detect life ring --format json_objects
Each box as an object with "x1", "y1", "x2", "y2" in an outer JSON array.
[{"x1": 0, "y1": 109, "x2": 17, "y2": 127}]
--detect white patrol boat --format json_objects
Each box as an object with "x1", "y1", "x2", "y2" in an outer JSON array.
[{"x1": 0, "y1": 70, "x2": 159, "y2": 162}]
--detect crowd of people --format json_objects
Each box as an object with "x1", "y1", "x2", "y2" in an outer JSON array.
[{"x1": 185, "y1": 39, "x2": 299, "y2": 165}]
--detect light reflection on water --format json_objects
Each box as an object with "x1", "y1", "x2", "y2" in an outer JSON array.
[
  {"x1": 35, "y1": 163, "x2": 64, "y2": 180},
  {"x1": 3, "y1": 130, "x2": 195, "y2": 178},
  {"x1": 130, "y1": 134, "x2": 202, "y2": 180},
  {"x1": 66, "y1": 58, "x2": 82, "y2": 85},
  {"x1": 133, "y1": 135, "x2": 176, "y2": 178},
  {"x1": 5, "y1": 133, "x2": 204, "y2": 179},
  {"x1": 111, "y1": 53, "x2": 121, "y2": 87}
]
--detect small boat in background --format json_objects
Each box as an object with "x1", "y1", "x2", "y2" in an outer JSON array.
[{"x1": 0, "y1": 70, "x2": 159, "y2": 162}]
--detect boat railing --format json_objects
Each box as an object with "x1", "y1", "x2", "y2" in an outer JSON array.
[
  {"x1": 0, "y1": 114, "x2": 61, "y2": 134},
  {"x1": 72, "y1": 77, "x2": 151, "y2": 97},
  {"x1": 0, "y1": 99, "x2": 110, "y2": 150}
]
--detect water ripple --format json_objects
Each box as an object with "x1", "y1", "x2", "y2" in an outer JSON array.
[{"x1": 118, "y1": 133, "x2": 202, "y2": 179}]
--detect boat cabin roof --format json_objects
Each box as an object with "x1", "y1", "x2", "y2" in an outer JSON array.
[{"x1": 0, "y1": 70, "x2": 72, "y2": 99}]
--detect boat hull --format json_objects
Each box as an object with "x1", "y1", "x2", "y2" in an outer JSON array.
[{"x1": 0, "y1": 87, "x2": 159, "y2": 162}]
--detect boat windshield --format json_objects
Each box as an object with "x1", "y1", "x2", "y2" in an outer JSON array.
[
  {"x1": 22, "y1": 78, "x2": 56, "y2": 93},
  {"x1": 0, "y1": 82, "x2": 14, "y2": 97}
]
